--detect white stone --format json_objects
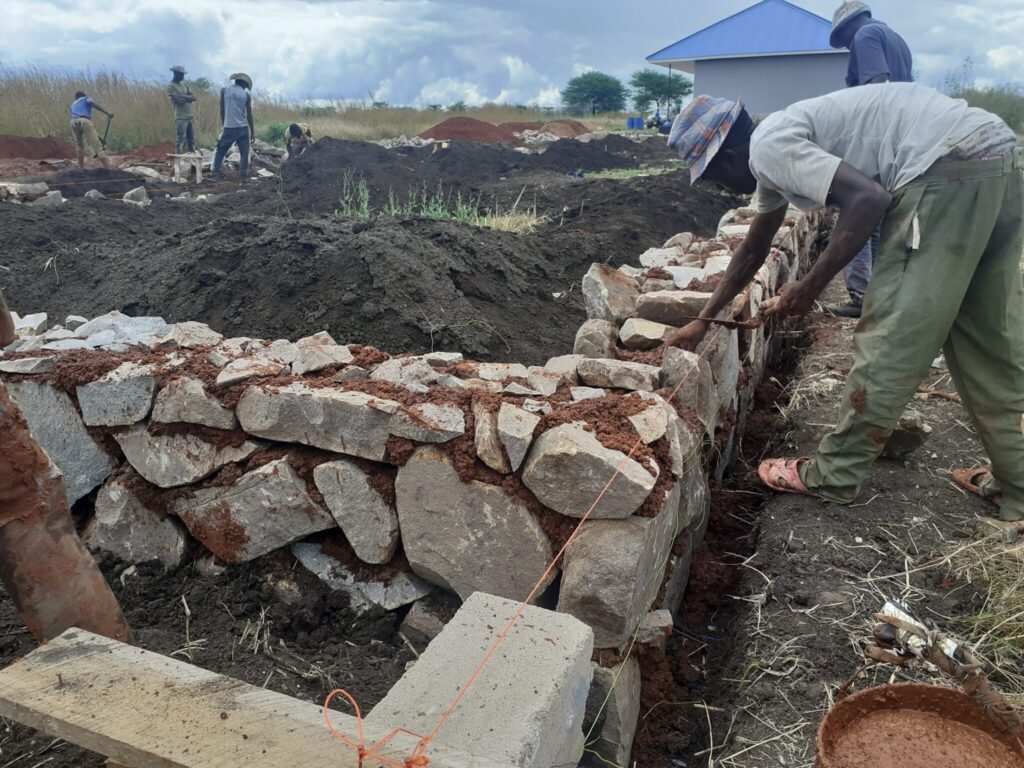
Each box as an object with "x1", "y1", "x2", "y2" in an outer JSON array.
[
  {"x1": 0, "y1": 181, "x2": 48, "y2": 200},
  {"x1": 395, "y1": 447, "x2": 554, "y2": 601},
  {"x1": 526, "y1": 369, "x2": 560, "y2": 396},
  {"x1": 521, "y1": 399, "x2": 552, "y2": 415},
  {"x1": 84, "y1": 475, "x2": 188, "y2": 569},
  {"x1": 573, "y1": 319, "x2": 618, "y2": 359},
  {"x1": 476, "y1": 362, "x2": 530, "y2": 382},
  {"x1": 114, "y1": 425, "x2": 260, "y2": 488},
  {"x1": 162, "y1": 321, "x2": 224, "y2": 349},
  {"x1": 215, "y1": 357, "x2": 286, "y2": 386},
  {"x1": 370, "y1": 357, "x2": 440, "y2": 388},
  {"x1": 698, "y1": 328, "x2": 741, "y2": 413},
  {"x1": 660, "y1": 347, "x2": 718, "y2": 437},
  {"x1": 577, "y1": 358, "x2": 660, "y2": 391},
  {"x1": 619, "y1": 318, "x2": 674, "y2": 350},
  {"x1": 421, "y1": 351, "x2": 464, "y2": 366},
  {"x1": 237, "y1": 383, "x2": 399, "y2": 461},
  {"x1": 663, "y1": 232, "x2": 694, "y2": 250},
  {"x1": 703, "y1": 254, "x2": 732, "y2": 278},
  {"x1": 77, "y1": 361, "x2": 158, "y2": 426},
  {"x1": 497, "y1": 403, "x2": 540, "y2": 472},
  {"x1": 291, "y1": 344, "x2": 354, "y2": 375},
  {"x1": 151, "y1": 377, "x2": 238, "y2": 430},
  {"x1": 122, "y1": 186, "x2": 150, "y2": 205},
  {"x1": 73, "y1": 311, "x2": 170, "y2": 341},
  {"x1": 0, "y1": 356, "x2": 56, "y2": 374},
  {"x1": 2, "y1": 380, "x2": 116, "y2": 506},
  {"x1": 389, "y1": 402, "x2": 466, "y2": 443},
  {"x1": 313, "y1": 460, "x2": 400, "y2": 564},
  {"x1": 636, "y1": 290, "x2": 712, "y2": 325},
  {"x1": 64, "y1": 315, "x2": 87, "y2": 331},
  {"x1": 42, "y1": 338, "x2": 91, "y2": 351},
  {"x1": 368, "y1": 592, "x2": 594, "y2": 768},
  {"x1": 43, "y1": 328, "x2": 76, "y2": 342},
  {"x1": 502, "y1": 382, "x2": 542, "y2": 397},
  {"x1": 639, "y1": 247, "x2": 682, "y2": 269},
  {"x1": 628, "y1": 402, "x2": 670, "y2": 444},
  {"x1": 571, "y1": 386, "x2": 606, "y2": 401},
  {"x1": 27, "y1": 190, "x2": 63, "y2": 208},
  {"x1": 291, "y1": 542, "x2": 432, "y2": 612},
  {"x1": 83, "y1": 189, "x2": 104, "y2": 200},
  {"x1": 173, "y1": 459, "x2": 335, "y2": 564},
  {"x1": 664, "y1": 265, "x2": 708, "y2": 288},
  {"x1": 637, "y1": 609, "x2": 674, "y2": 645},
  {"x1": 718, "y1": 223, "x2": 750, "y2": 239},
  {"x1": 14, "y1": 313, "x2": 47, "y2": 335},
  {"x1": 261, "y1": 339, "x2": 300, "y2": 364},
  {"x1": 583, "y1": 264, "x2": 640, "y2": 323},
  {"x1": 522, "y1": 423, "x2": 657, "y2": 519},
  {"x1": 473, "y1": 402, "x2": 511, "y2": 473}
]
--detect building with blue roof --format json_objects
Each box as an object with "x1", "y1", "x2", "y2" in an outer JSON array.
[{"x1": 647, "y1": 0, "x2": 849, "y2": 115}]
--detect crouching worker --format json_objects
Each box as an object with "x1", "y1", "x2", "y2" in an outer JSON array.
[
  {"x1": 70, "y1": 91, "x2": 112, "y2": 169},
  {"x1": 0, "y1": 289, "x2": 132, "y2": 644},
  {"x1": 212, "y1": 73, "x2": 255, "y2": 181},
  {"x1": 662, "y1": 85, "x2": 1024, "y2": 528},
  {"x1": 286, "y1": 122, "x2": 313, "y2": 158}
]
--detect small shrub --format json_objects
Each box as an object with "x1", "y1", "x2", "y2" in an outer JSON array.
[{"x1": 259, "y1": 121, "x2": 289, "y2": 146}]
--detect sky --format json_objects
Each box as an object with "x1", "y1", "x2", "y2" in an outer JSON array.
[{"x1": 3, "y1": 1, "x2": 1023, "y2": 106}]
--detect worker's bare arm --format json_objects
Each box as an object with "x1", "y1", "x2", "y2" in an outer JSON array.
[
  {"x1": 92, "y1": 102, "x2": 113, "y2": 118},
  {"x1": 0, "y1": 289, "x2": 15, "y2": 348},
  {"x1": 763, "y1": 162, "x2": 890, "y2": 318},
  {"x1": 663, "y1": 205, "x2": 787, "y2": 349}
]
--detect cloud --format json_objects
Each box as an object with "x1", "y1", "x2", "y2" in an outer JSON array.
[{"x1": 2, "y1": 0, "x2": 1023, "y2": 106}]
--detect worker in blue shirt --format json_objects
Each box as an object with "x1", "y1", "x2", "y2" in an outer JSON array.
[
  {"x1": 69, "y1": 91, "x2": 113, "y2": 170},
  {"x1": 828, "y1": 2, "x2": 913, "y2": 318}
]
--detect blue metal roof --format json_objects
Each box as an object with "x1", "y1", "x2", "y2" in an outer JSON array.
[{"x1": 648, "y1": 0, "x2": 838, "y2": 66}]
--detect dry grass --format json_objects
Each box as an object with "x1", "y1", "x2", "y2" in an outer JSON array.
[{"x1": 0, "y1": 66, "x2": 629, "y2": 151}]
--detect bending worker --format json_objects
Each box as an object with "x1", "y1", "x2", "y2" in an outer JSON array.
[
  {"x1": 212, "y1": 73, "x2": 254, "y2": 181},
  {"x1": 286, "y1": 122, "x2": 313, "y2": 158},
  {"x1": 827, "y1": 1, "x2": 913, "y2": 319},
  {"x1": 0, "y1": 289, "x2": 132, "y2": 644},
  {"x1": 663, "y1": 84, "x2": 1024, "y2": 528},
  {"x1": 70, "y1": 91, "x2": 112, "y2": 169},
  {"x1": 167, "y1": 65, "x2": 198, "y2": 154}
]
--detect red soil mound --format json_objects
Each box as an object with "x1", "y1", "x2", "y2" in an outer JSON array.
[
  {"x1": 127, "y1": 141, "x2": 175, "y2": 162},
  {"x1": 419, "y1": 117, "x2": 518, "y2": 144},
  {"x1": 0, "y1": 135, "x2": 75, "y2": 160},
  {"x1": 544, "y1": 119, "x2": 590, "y2": 138}
]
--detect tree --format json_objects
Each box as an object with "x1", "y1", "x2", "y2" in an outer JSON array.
[
  {"x1": 561, "y1": 71, "x2": 627, "y2": 115},
  {"x1": 630, "y1": 69, "x2": 693, "y2": 113}
]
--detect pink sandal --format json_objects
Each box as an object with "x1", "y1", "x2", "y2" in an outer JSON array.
[
  {"x1": 758, "y1": 458, "x2": 821, "y2": 498},
  {"x1": 952, "y1": 467, "x2": 1003, "y2": 508}
]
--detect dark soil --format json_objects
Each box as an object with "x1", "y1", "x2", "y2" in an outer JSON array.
[
  {"x1": 0, "y1": 140, "x2": 735, "y2": 363},
  {"x1": 42, "y1": 168, "x2": 142, "y2": 197},
  {"x1": 0, "y1": 550, "x2": 413, "y2": 767}
]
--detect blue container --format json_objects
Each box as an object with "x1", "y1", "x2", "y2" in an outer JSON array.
[{"x1": 628, "y1": 117, "x2": 643, "y2": 130}]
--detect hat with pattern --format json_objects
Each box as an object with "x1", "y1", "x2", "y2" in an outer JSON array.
[{"x1": 667, "y1": 95, "x2": 743, "y2": 183}]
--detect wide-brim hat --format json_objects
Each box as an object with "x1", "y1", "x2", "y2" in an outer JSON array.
[
  {"x1": 830, "y1": 1, "x2": 871, "y2": 48},
  {"x1": 170, "y1": 65, "x2": 187, "y2": 75},
  {"x1": 230, "y1": 72, "x2": 253, "y2": 90},
  {"x1": 667, "y1": 96, "x2": 743, "y2": 184}
]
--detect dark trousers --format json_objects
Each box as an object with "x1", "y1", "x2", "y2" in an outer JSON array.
[{"x1": 212, "y1": 126, "x2": 250, "y2": 176}]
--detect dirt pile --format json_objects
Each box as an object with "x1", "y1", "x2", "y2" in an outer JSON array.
[
  {"x1": 42, "y1": 168, "x2": 141, "y2": 197},
  {"x1": 0, "y1": 135, "x2": 75, "y2": 160},
  {"x1": 123, "y1": 141, "x2": 175, "y2": 163},
  {"x1": 543, "y1": 119, "x2": 590, "y2": 138},
  {"x1": 419, "y1": 117, "x2": 519, "y2": 143}
]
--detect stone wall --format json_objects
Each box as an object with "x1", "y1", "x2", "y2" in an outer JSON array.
[{"x1": 0, "y1": 203, "x2": 820, "y2": 768}]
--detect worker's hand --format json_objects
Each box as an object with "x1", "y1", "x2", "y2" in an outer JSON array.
[
  {"x1": 108, "y1": 112, "x2": 115, "y2": 119},
  {"x1": 761, "y1": 281, "x2": 816, "y2": 320},
  {"x1": 661, "y1": 319, "x2": 710, "y2": 352}
]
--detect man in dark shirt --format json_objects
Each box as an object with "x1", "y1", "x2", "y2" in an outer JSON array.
[{"x1": 828, "y1": 2, "x2": 913, "y2": 318}]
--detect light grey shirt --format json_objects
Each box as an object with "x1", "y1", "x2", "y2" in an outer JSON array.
[
  {"x1": 222, "y1": 84, "x2": 251, "y2": 129},
  {"x1": 749, "y1": 83, "x2": 1013, "y2": 213}
]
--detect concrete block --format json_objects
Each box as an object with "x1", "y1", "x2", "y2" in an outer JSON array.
[{"x1": 368, "y1": 592, "x2": 594, "y2": 768}]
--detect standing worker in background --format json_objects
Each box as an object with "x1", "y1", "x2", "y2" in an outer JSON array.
[
  {"x1": 0, "y1": 289, "x2": 132, "y2": 644},
  {"x1": 70, "y1": 91, "x2": 112, "y2": 170},
  {"x1": 212, "y1": 73, "x2": 254, "y2": 181},
  {"x1": 825, "y1": 1, "x2": 913, "y2": 318},
  {"x1": 167, "y1": 65, "x2": 197, "y2": 154},
  {"x1": 286, "y1": 122, "x2": 313, "y2": 158},
  {"x1": 663, "y1": 86, "x2": 1023, "y2": 528}
]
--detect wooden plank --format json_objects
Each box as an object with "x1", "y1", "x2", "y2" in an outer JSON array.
[{"x1": 0, "y1": 629, "x2": 514, "y2": 768}]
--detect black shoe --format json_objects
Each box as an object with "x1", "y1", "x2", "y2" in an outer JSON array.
[{"x1": 826, "y1": 297, "x2": 863, "y2": 318}]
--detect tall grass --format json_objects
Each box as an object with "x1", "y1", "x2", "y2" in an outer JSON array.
[
  {"x1": 951, "y1": 85, "x2": 1024, "y2": 134},
  {"x1": 0, "y1": 65, "x2": 630, "y2": 151}
]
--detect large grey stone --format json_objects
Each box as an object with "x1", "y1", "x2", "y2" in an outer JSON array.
[
  {"x1": 557, "y1": 482, "x2": 681, "y2": 647},
  {"x1": 665, "y1": 265, "x2": 707, "y2": 288},
  {"x1": 2, "y1": 380, "x2": 115, "y2": 506},
  {"x1": 370, "y1": 357, "x2": 441, "y2": 388},
  {"x1": 577, "y1": 358, "x2": 660, "y2": 391},
  {"x1": 473, "y1": 401, "x2": 511, "y2": 473},
  {"x1": 14, "y1": 313, "x2": 47, "y2": 335},
  {"x1": 172, "y1": 459, "x2": 335, "y2": 563},
  {"x1": 522, "y1": 423, "x2": 657, "y2": 520},
  {"x1": 389, "y1": 402, "x2": 466, "y2": 443},
  {"x1": 543, "y1": 354, "x2": 583, "y2": 384},
  {"x1": 639, "y1": 247, "x2": 682, "y2": 269},
  {"x1": 76, "y1": 361, "x2": 158, "y2": 426},
  {"x1": 697, "y1": 328, "x2": 740, "y2": 413},
  {"x1": 313, "y1": 459, "x2": 399, "y2": 564},
  {"x1": 583, "y1": 658, "x2": 641, "y2": 768},
  {"x1": 368, "y1": 592, "x2": 594, "y2": 768},
  {"x1": 583, "y1": 264, "x2": 640, "y2": 323},
  {"x1": 237, "y1": 384, "x2": 399, "y2": 461},
  {"x1": 660, "y1": 347, "x2": 718, "y2": 437},
  {"x1": 477, "y1": 362, "x2": 530, "y2": 382},
  {"x1": 162, "y1": 321, "x2": 224, "y2": 349},
  {"x1": 663, "y1": 232, "x2": 694, "y2": 250},
  {"x1": 291, "y1": 332, "x2": 354, "y2": 375},
  {"x1": 636, "y1": 290, "x2": 712, "y2": 325},
  {"x1": 291, "y1": 542, "x2": 432, "y2": 613},
  {"x1": 497, "y1": 403, "x2": 540, "y2": 472},
  {"x1": 573, "y1": 319, "x2": 618, "y2": 359},
  {"x1": 152, "y1": 377, "x2": 238, "y2": 430},
  {"x1": 618, "y1": 318, "x2": 674, "y2": 350},
  {"x1": 215, "y1": 357, "x2": 287, "y2": 386},
  {"x1": 73, "y1": 311, "x2": 170, "y2": 342},
  {"x1": 0, "y1": 356, "x2": 56, "y2": 374},
  {"x1": 84, "y1": 474, "x2": 189, "y2": 569},
  {"x1": 395, "y1": 447, "x2": 554, "y2": 601},
  {"x1": 114, "y1": 425, "x2": 261, "y2": 488}
]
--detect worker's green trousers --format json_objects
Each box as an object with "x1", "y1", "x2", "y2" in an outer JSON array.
[{"x1": 801, "y1": 150, "x2": 1024, "y2": 522}]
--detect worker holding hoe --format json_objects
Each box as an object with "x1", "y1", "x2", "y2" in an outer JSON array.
[
  {"x1": 826, "y1": 1, "x2": 913, "y2": 319},
  {"x1": 663, "y1": 84, "x2": 1024, "y2": 529},
  {"x1": 0, "y1": 289, "x2": 132, "y2": 644},
  {"x1": 211, "y1": 73, "x2": 255, "y2": 181},
  {"x1": 69, "y1": 90, "x2": 112, "y2": 170}
]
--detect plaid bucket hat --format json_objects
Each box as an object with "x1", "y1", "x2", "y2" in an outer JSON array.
[{"x1": 668, "y1": 96, "x2": 743, "y2": 183}]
